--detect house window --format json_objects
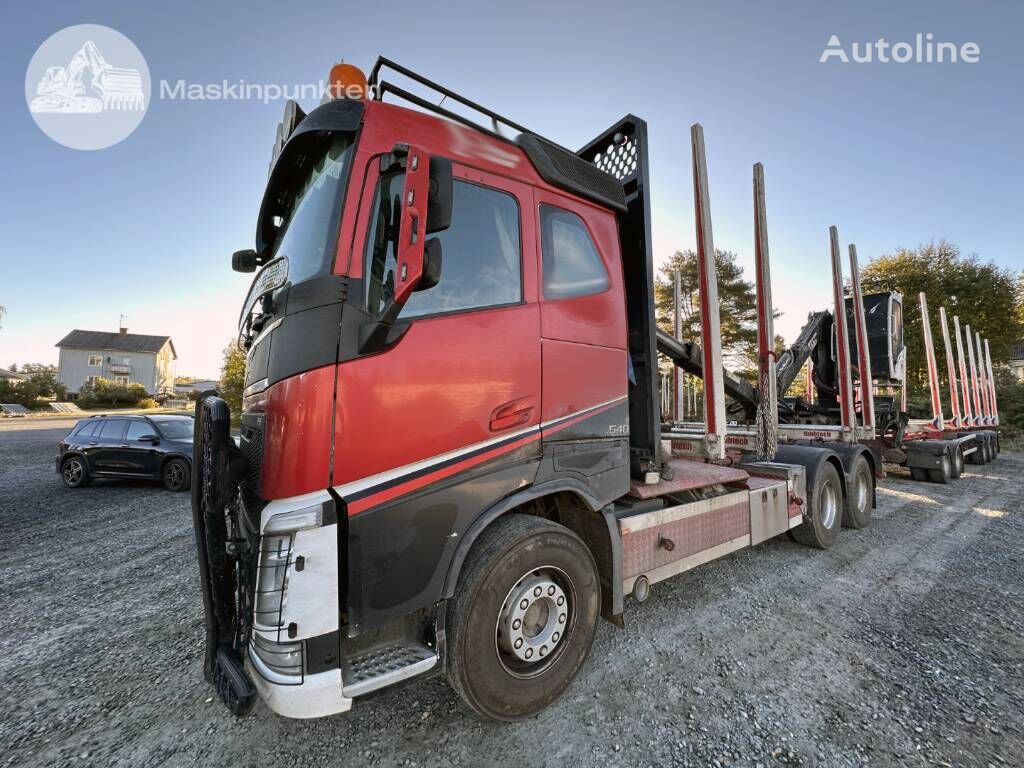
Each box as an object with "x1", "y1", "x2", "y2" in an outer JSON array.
[
  {"x1": 115, "y1": 375, "x2": 129, "y2": 386},
  {"x1": 88, "y1": 355, "x2": 102, "y2": 367},
  {"x1": 86, "y1": 375, "x2": 100, "y2": 385}
]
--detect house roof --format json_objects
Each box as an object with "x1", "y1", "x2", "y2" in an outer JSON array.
[
  {"x1": 0, "y1": 367, "x2": 26, "y2": 381},
  {"x1": 56, "y1": 330, "x2": 177, "y2": 358}
]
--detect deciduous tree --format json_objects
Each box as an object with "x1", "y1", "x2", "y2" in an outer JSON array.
[
  {"x1": 219, "y1": 342, "x2": 246, "y2": 416},
  {"x1": 858, "y1": 241, "x2": 1023, "y2": 400}
]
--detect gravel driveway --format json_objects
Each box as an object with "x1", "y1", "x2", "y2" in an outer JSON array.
[{"x1": 3, "y1": 419, "x2": 1021, "y2": 767}]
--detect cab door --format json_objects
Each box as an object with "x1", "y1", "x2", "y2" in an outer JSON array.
[
  {"x1": 334, "y1": 162, "x2": 542, "y2": 629},
  {"x1": 534, "y1": 191, "x2": 629, "y2": 439}
]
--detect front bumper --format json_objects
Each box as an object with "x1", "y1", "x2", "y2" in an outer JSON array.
[
  {"x1": 249, "y1": 664, "x2": 351, "y2": 719},
  {"x1": 244, "y1": 490, "x2": 351, "y2": 719}
]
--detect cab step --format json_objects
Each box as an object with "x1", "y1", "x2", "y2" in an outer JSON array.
[{"x1": 342, "y1": 642, "x2": 438, "y2": 697}]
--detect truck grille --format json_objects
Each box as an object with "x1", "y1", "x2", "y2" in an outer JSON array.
[{"x1": 240, "y1": 423, "x2": 266, "y2": 524}]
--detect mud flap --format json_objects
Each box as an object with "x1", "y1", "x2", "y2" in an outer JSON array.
[{"x1": 191, "y1": 393, "x2": 256, "y2": 716}]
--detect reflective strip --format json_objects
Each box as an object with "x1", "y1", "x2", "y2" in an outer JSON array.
[{"x1": 333, "y1": 395, "x2": 627, "y2": 499}]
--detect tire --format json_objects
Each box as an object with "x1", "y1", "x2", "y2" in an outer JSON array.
[
  {"x1": 927, "y1": 453, "x2": 951, "y2": 484},
  {"x1": 791, "y1": 462, "x2": 843, "y2": 549},
  {"x1": 979, "y1": 439, "x2": 991, "y2": 464},
  {"x1": 446, "y1": 514, "x2": 600, "y2": 721},
  {"x1": 61, "y1": 455, "x2": 91, "y2": 488},
  {"x1": 910, "y1": 466, "x2": 929, "y2": 481},
  {"x1": 162, "y1": 458, "x2": 191, "y2": 492},
  {"x1": 967, "y1": 441, "x2": 983, "y2": 465},
  {"x1": 950, "y1": 447, "x2": 964, "y2": 479},
  {"x1": 842, "y1": 456, "x2": 873, "y2": 529}
]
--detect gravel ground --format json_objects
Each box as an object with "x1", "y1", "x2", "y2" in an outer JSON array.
[{"x1": 3, "y1": 419, "x2": 1022, "y2": 768}]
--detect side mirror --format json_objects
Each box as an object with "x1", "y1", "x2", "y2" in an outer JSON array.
[
  {"x1": 392, "y1": 145, "x2": 431, "y2": 306},
  {"x1": 139, "y1": 434, "x2": 159, "y2": 444},
  {"x1": 415, "y1": 238, "x2": 443, "y2": 293},
  {"x1": 426, "y1": 157, "x2": 453, "y2": 234},
  {"x1": 232, "y1": 249, "x2": 258, "y2": 273}
]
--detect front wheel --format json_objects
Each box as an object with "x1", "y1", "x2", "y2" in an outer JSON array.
[
  {"x1": 446, "y1": 514, "x2": 600, "y2": 721},
  {"x1": 791, "y1": 462, "x2": 843, "y2": 549},
  {"x1": 162, "y1": 458, "x2": 191, "y2": 492},
  {"x1": 61, "y1": 456, "x2": 91, "y2": 488}
]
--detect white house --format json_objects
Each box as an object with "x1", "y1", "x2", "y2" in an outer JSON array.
[
  {"x1": 56, "y1": 327, "x2": 177, "y2": 395},
  {"x1": 0, "y1": 367, "x2": 27, "y2": 385}
]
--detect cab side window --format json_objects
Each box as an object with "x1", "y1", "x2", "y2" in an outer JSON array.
[
  {"x1": 364, "y1": 176, "x2": 522, "y2": 318},
  {"x1": 540, "y1": 205, "x2": 609, "y2": 300}
]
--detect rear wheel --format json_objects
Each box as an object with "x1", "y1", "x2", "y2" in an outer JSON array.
[
  {"x1": 61, "y1": 456, "x2": 90, "y2": 488},
  {"x1": 950, "y1": 447, "x2": 964, "y2": 479},
  {"x1": 791, "y1": 462, "x2": 843, "y2": 549},
  {"x1": 927, "y1": 453, "x2": 951, "y2": 484},
  {"x1": 446, "y1": 514, "x2": 600, "y2": 721},
  {"x1": 842, "y1": 456, "x2": 873, "y2": 529},
  {"x1": 910, "y1": 466, "x2": 929, "y2": 481},
  {"x1": 162, "y1": 458, "x2": 191, "y2": 492}
]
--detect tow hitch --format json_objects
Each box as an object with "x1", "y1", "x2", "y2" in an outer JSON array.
[{"x1": 191, "y1": 393, "x2": 257, "y2": 716}]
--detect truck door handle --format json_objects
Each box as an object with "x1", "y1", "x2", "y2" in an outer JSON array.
[{"x1": 489, "y1": 398, "x2": 534, "y2": 432}]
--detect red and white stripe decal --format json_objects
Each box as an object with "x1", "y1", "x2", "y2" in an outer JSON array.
[{"x1": 337, "y1": 397, "x2": 626, "y2": 516}]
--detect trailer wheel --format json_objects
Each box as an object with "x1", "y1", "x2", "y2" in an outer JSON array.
[
  {"x1": 950, "y1": 447, "x2": 964, "y2": 479},
  {"x1": 791, "y1": 462, "x2": 842, "y2": 549},
  {"x1": 446, "y1": 514, "x2": 600, "y2": 721},
  {"x1": 910, "y1": 466, "x2": 929, "y2": 481},
  {"x1": 967, "y1": 441, "x2": 983, "y2": 465},
  {"x1": 979, "y1": 438, "x2": 992, "y2": 464},
  {"x1": 927, "y1": 453, "x2": 951, "y2": 484},
  {"x1": 842, "y1": 456, "x2": 873, "y2": 529}
]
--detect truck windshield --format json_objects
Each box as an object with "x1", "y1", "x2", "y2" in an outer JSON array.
[{"x1": 269, "y1": 133, "x2": 353, "y2": 285}]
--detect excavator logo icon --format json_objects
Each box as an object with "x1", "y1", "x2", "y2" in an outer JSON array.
[
  {"x1": 30, "y1": 40, "x2": 144, "y2": 115},
  {"x1": 26, "y1": 25, "x2": 150, "y2": 150}
]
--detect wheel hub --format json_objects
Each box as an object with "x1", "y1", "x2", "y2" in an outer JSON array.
[
  {"x1": 856, "y1": 474, "x2": 869, "y2": 512},
  {"x1": 497, "y1": 571, "x2": 568, "y2": 664},
  {"x1": 821, "y1": 483, "x2": 838, "y2": 528}
]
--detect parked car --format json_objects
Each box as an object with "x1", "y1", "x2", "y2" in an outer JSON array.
[{"x1": 56, "y1": 414, "x2": 193, "y2": 491}]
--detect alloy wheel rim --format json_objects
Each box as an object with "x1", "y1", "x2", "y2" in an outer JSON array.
[
  {"x1": 63, "y1": 459, "x2": 82, "y2": 484},
  {"x1": 168, "y1": 463, "x2": 184, "y2": 488}
]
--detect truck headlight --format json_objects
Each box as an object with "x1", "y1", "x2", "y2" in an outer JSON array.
[
  {"x1": 254, "y1": 533, "x2": 292, "y2": 627},
  {"x1": 253, "y1": 503, "x2": 324, "y2": 629}
]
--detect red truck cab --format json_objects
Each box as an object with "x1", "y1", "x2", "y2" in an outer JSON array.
[{"x1": 192, "y1": 59, "x2": 843, "y2": 722}]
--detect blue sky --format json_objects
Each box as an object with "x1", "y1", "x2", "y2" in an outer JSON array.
[{"x1": 1, "y1": 0, "x2": 1021, "y2": 376}]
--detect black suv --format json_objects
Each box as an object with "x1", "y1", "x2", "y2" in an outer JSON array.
[{"x1": 56, "y1": 414, "x2": 193, "y2": 491}]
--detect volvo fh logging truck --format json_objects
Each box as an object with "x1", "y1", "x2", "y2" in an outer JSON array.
[{"x1": 192, "y1": 58, "x2": 872, "y2": 721}]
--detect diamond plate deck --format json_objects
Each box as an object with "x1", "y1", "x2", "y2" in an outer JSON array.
[{"x1": 629, "y1": 458, "x2": 748, "y2": 499}]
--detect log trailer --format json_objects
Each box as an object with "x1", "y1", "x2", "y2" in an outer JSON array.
[
  {"x1": 661, "y1": 257, "x2": 1001, "y2": 485},
  {"x1": 193, "y1": 58, "x2": 906, "y2": 722}
]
